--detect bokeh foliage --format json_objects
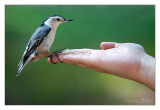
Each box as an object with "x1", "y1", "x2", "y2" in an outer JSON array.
[{"x1": 5, "y1": 5, "x2": 155, "y2": 105}]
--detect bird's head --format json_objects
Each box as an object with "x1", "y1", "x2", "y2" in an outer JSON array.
[{"x1": 43, "y1": 15, "x2": 73, "y2": 28}]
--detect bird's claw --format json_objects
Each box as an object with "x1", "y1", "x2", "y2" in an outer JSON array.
[{"x1": 48, "y1": 49, "x2": 64, "y2": 64}]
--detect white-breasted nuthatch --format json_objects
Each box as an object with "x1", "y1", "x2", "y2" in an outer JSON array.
[{"x1": 17, "y1": 15, "x2": 73, "y2": 76}]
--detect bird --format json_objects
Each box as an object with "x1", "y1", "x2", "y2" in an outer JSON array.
[{"x1": 17, "y1": 15, "x2": 73, "y2": 76}]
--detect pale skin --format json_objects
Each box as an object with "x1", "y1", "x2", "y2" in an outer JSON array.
[{"x1": 48, "y1": 42, "x2": 155, "y2": 91}]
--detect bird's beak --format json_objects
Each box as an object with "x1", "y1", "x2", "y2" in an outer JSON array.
[{"x1": 64, "y1": 19, "x2": 73, "y2": 22}]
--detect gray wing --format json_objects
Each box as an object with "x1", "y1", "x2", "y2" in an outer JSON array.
[{"x1": 20, "y1": 25, "x2": 51, "y2": 64}]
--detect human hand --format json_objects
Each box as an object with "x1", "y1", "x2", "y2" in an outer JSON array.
[{"x1": 48, "y1": 42, "x2": 155, "y2": 90}]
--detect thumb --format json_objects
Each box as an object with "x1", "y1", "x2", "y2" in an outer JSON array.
[{"x1": 100, "y1": 42, "x2": 116, "y2": 50}]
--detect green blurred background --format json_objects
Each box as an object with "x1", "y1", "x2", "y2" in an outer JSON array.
[{"x1": 5, "y1": 5, "x2": 155, "y2": 105}]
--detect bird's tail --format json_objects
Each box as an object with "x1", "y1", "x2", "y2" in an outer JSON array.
[
  {"x1": 17, "y1": 56, "x2": 31, "y2": 76},
  {"x1": 17, "y1": 60, "x2": 25, "y2": 77},
  {"x1": 18, "y1": 60, "x2": 22, "y2": 67}
]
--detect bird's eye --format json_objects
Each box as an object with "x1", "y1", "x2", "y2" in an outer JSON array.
[{"x1": 57, "y1": 18, "x2": 60, "y2": 21}]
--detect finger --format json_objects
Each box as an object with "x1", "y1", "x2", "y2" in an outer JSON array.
[
  {"x1": 48, "y1": 55, "x2": 64, "y2": 63},
  {"x1": 48, "y1": 54, "x2": 86, "y2": 64},
  {"x1": 48, "y1": 55, "x2": 90, "y2": 68},
  {"x1": 75, "y1": 63, "x2": 89, "y2": 68},
  {"x1": 61, "y1": 54, "x2": 93, "y2": 66},
  {"x1": 48, "y1": 50, "x2": 102, "y2": 71},
  {"x1": 48, "y1": 51, "x2": 106, "y2": 73},
  {"x1": 68, "y1": 49, "x2": 93, "y2": 52},
  {"x1": 100, "y1": 42, "x2": 116, "y2": 50},
  {"x1": 72, "y1": 63, "x2": 105, "y2": 72},
  {"x1": 64, "y1": 59, "x2": 104, "y2": 72},
  {"x1": 62, "y1": 49, "x2": 93, "y2": 55},
  {"x1": 92, "y1": 67, "x2": 105, "y2": 73}
]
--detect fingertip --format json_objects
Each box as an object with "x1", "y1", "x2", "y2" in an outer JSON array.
[
  {"x1": 47, "y1": 55, "x2": 64, "y2": 63},
  {"x1": 100, "y1": 42, "x2": 105, "y2": 50},
  {"x1": 47, "y1": 57, "x2": 51, "y2": 63}
]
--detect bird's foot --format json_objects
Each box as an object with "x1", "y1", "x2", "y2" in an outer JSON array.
[{"x1": 48, "y1": 49, "x2": 64, "y2": 64}]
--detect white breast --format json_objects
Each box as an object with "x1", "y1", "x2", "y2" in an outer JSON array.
[{"x1": 39, "y1": 30, "x2": 56, "y2": 51}]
